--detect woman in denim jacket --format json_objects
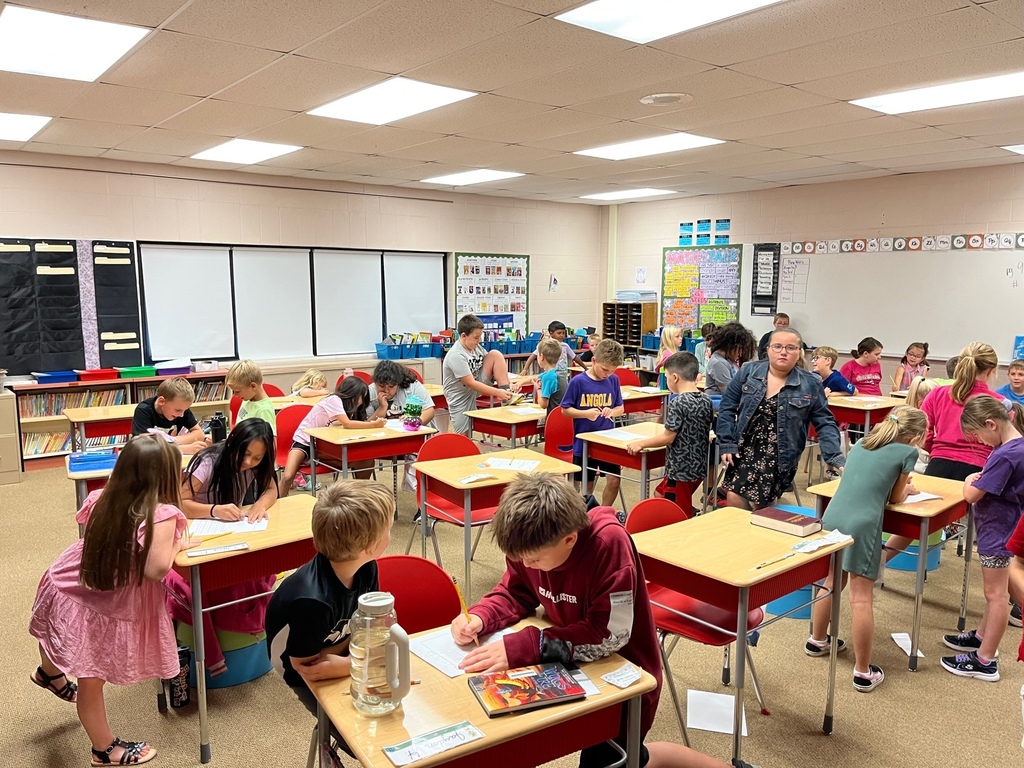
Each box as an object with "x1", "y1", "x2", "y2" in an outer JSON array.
[{"x1": 717, "y1": 328, "x2": 845, "y2": 509}]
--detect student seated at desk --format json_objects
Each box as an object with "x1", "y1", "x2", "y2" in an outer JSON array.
[
  {"x1": 704, "y1": 322, "x2": 756, "y2": 395},
  {"x1": 367, "y1": 360, "x2": 436, "y2": 496},
  {"x1": 452, "y1": 473, "x2": 759, "y2": 768},
  {"x1": 226, "y1": 359, "x2": 276, "y2": 431},
  {"x1": 811, "y1": 346, "x2": 855, "y2": 396},
  {"x1": 517, "y1": 337, "x2": 566, "y2": 417},
  {"x1": 265, "y1": 481, "x2": 391, "y2": 722},
  {"x1": 280, "y1": 377, "x2": 383, "y2": 495},
  {"x1": 626, "y1": 352, "x2": 713, "y2": 516},
  {"x1": 443, "y1": 313, "x2": 514, "y2": 436},
  {"x1": 997, "y1": 358, "x2": 1024, "y2": 407},
  {"x1": 164, "y1": 420, "x2": 278, "y2": 676},
  {"x1": 291, "y1": 368, "x2": 331, "y2": 398},
  {"x1": 522, "y1": 320, "x2": 589, "y2": 377},
  {"x1": 578, "y1": 332, "x2": 602, "y2": 364},
  {"x1": 892, "y1": 341, "x2": 930, "y2": 393},
  {"x1": 131, "y1": 376, "x2": 210, "y2": 455}
]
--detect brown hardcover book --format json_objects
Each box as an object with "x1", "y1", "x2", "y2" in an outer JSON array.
[{"x1": 750, "y1": 506, "x2": 822, "y2": 537}]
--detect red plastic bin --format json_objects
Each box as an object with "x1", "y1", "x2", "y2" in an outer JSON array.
[{"x1": 75, "y1": 368, "x2": 118, "y2": 382}]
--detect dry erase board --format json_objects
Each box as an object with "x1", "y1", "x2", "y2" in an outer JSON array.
[{"x1": 739, "y1": 245, "x2": 1024, "y2": 360}]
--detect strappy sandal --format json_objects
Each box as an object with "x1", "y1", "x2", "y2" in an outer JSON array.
[
  {"x1": 30, "y1": 666, "x2": 77, "y2": 702},
  {"x1": 91, "y1": 738, "x2": 156, "y2": 766}
]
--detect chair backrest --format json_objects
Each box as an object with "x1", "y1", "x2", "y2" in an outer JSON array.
[
  {"x1": 625, "y1": 497, "x2": 690, "y2": 535},
  {"x1": 229, "y1": 394, "x2": 242, "y2": 426},
  {"x1": 614, "y1": 367, "x2": 642, "y2": 387},
  {"x1": 334, "y1": 370, "x2": 373, "y2": 390},
  {"x1": 407, "y1": 367, "x2": 424, "y2": 383},
  {"x1": 377, "y1": 555, "x2": 463, "y2": 634},
  {"x1": 275, "y1": 404, "x2": 313, "y2": 467},
  {"x1": 417, "y1": 432, "x2": 480, "y2": 462},
  {"x1": 543, "y1": 407, "x2": 574, "y2": 461},
  {"x1": 264, "y1": 383, "x2": 285, "y2": 397}
]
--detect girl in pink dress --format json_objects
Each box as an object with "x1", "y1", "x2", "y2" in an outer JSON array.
[{"x1": 29, "y1": 435, "x2": 199, "y2": 766}]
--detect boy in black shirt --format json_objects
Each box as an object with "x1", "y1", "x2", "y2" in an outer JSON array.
[
  {"x1": 131, "y1": 376, "x2": 209, "y2": 455},
  {"x1": 265, "y1": 480, "x2": 393, "y2": 716}
]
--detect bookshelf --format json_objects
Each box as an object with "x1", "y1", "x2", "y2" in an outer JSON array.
[
  {"x1": 601, "y1": 302, "x2": 658, "y2": 349},
  {"x1": 11, "y1": 372, "x2": 228, "y2": 463}
]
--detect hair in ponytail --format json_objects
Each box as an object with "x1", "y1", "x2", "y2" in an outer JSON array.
[
  {"x1": 851, "y1": 336, "x2": 882, "y2": 359},
  {"x1": 951, "y1": 342, "x2": 998, "y2": 404},
  {"x1": 860, "y1": 404, "x2": 928, "y2": 451},
  {"x1": 960, "y1": 394, "x2": 1024, "y2": 437}
]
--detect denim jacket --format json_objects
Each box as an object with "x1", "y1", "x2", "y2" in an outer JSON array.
[{"x1": 716, "y1": 360, "x2": 845, "y2": 472}]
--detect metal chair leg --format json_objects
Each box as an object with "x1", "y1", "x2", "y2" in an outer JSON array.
[
  {"x1": 789, "y1": 483, "x2": 803, "y2": 507},
  {"x1": 404, "y1": 526, "x2": 417, "y2": 555},
  {"x1": 721, "y1": 645, "x2": 731, "y2": 686},
  {"x1": 658, "y1": 634, "x2": 691, "y2": 747},
  {"x1": 429, "y1": 526, "x2": 443, "y2": 568},
  {"x1": 307, "y1": 725, "x2": 318, "y2": 768},
  {"x1": 618, "y1": 484, "x2": 627, "y2": 511},
  {"x1": 392, "y1": 458, "x2": 399, "y2": 503},
  {"x1": 744, "y1": 644, "x2": 770, "y2": 716},
  {"x1": 470, "y1": 527, "x2": 484, "y2": 560}
]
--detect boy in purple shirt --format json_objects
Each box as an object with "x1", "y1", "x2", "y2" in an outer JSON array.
[{"x1": 562, "y1": 339, "x2": 625, "y2": 507}]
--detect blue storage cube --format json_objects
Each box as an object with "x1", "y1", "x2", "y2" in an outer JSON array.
[
  {"x1": 684, "y1": 338, "x2": 698, "y2": 353},
  {"x1": 399, "y1": 343, "x2": 417, "y2": 359},
  {"x1": 375, "y1": 343, "x2": 402, "y2": 360},
  {"x1": 414, "y1": 343, "x2": 433, "y2": 358},
  {"x1": 33, "y1": 370, "x2": 78, "y2": 383},
  {"x1": 432, "y1": 342, "x2": 443, "y2": 357},
  {"x1": 523, "y1": 339, "x2": 539, "y2": 353},
  {"x1": 499, "y1": 340, "x2": 513, "y2": 354}
]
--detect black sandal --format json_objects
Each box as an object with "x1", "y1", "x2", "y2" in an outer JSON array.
[
  {"x1": 90, "y1": 738, "x2": 156, "y2": 766},
  {"x1": 30, "y1": 666, "x2": 77, "y2": 702}
]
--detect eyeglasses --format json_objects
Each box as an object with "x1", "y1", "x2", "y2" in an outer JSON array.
[{"x1": 769, "y1": 344, "x2": 801, "y2": 353}]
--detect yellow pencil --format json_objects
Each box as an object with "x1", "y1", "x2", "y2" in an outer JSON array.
[{"x1": 452, "y1": 578, "x2": 479, "y2": 646}]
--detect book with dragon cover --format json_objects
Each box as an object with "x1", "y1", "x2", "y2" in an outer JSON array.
[{"x1": 467, "y1": 663, "x2": 587, "y2": 717}]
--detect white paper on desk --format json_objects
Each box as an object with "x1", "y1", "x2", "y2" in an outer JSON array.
[
  {"x1": 383, "y1": 721, "x2": 485, "y2": 767},
  {"x1": 791, "y1": 529, "x2": 852, "y2": 553},
  {"x1": 385, "y1": 419, "x2": 407, "y2": 431},
  {"x1": 601, "y1": 662, "x2": 642, "y2": 688},
  {"x1": 595, "y1": 428, "x2": 642, "y2": 442},
  {"x1": 686, "y1": 690, "x2": 747, "y2": 736},
  {"x1": 483, "y1": 458, "x2": 541, "y2": 471},
  {"x1": 189, "y1": 517, "x2": 268, "y2": 536},
  {"x1": 633, "y1": 386, "x2": 664, "y2": 393},
  {"x1": 410, "y1": 627, "x2": 517, "y2": 677},
  {"x1": 891, "y1": 632, "x2": 925, "y2": 658},
  {"x1": 902, "y1": 492, "x2": 941, "y2": 504},
  {"x1": 507, "y1": 406, "x2": 544, "y2": 415}
]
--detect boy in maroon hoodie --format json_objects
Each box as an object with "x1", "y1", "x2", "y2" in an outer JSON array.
[{"x1": 452, "y1": 473, "x2": 758, "y2": 768}]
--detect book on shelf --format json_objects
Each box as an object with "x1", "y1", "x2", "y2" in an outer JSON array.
[
  {"x1": 21, "y1": 432, "x2": 122, "y2": 457},
  {"x1": 750, "y1": 506, "x2": 822, "y2": 537},
  {"x1": 18, "y1": 386, "x2": 126, "y2": 418},
  {"x1": 467, "y1": 663, "x2": 586, "y2": 717}
]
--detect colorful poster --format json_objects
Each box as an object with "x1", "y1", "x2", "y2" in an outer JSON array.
[
  {"x1": 662, "y1": 245, "x2": 740, "y2": 330},
  {"x1": 455, "y1": 253, "x2": 529, "y2": 331}
]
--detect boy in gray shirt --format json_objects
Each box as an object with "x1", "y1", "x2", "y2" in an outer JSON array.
[{"x1": 442, "y1": 314, "x2": 514, "y2": 435}]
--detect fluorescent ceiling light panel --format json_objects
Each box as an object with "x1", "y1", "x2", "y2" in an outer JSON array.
[
  {"x1": 191, "y1": 139, "x2": 301, "y2": 164},
  {"x1": 309, "y1": 77, "x2": 476, "y2": 125},
  {"x1": 1003, "y1": 145, "x2": 1024, "y2": 155},
  {"x1": 421, "y1": 169, "x2": 524, "y2": 186},
  {"x1": 575, "y1": 132, "x2": 723, "y2": 160},
  {"x1": 581, "y1": 188, "x2": 675, "y2": 201},
  {"x1": 851, "y1": 71, "x2": 1024, "y2": 114},
  {"x1": 556, "y1": 0, "x2": 787, "y2": 44},
  {"x1": 0, "y1": 6, "x2": 148, "y2": 82},
  {"x1": 0, "y1": 112, "x2": 52, "y2": 141}
]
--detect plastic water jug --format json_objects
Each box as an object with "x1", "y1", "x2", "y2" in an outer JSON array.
[{"x1": 348, "y1": 592, "x2": 410, "y2": 715}]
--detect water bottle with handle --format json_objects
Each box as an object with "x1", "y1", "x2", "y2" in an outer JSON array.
[{"x1": 348, "y1": 592, "x2": 411, "y2": 715}]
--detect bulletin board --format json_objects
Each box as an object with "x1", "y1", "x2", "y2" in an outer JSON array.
[
  {"x1": 661, "y1": 245, "x2": 741, "y2": 331},
  {"x1": 455, "y1": 252, "x2": 529, "y2": 331}
]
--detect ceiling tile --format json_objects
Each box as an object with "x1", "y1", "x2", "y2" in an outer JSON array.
[
  {"x1": 60, "y1": 84, "x2": 201, "y2": 125},
  {"x1": 749, "y1": 162, "x2": 882, "y2": 182},
  {"x1": 859, "y1": 147, "x2": 1013, "y2": 169},
  {"x1": 903, "y1": 96, "x2": 1024, "y2": 129},
  {"x1": 318, "y1": 126, "x2": 446, "y2": 154},
  {"x1": 170, "y1": 157, "x2": 246, "y2": 171},
  {"x1": 699, "y1": 102, "x2": 879, "y2": 142},
  {"x1": 729, "y1": 6, "x2": 1020, "y2": 85},
  {"x1": 863, "y1": 155, "x2": 1023, "y2": 174},
  {"x1": 982, "y1": 0, "x2": 1024, "y2": 33},
  {"x1": 788, "y1": 168, "x2": 894, "y2": 185},
  {"x1": 32, "y1": 118, "x2": 146, "y2": 148},
  {"x1": 918, "y1": 112, "x2": 1024, "y2": 138},
  {"x1": 100, "y1": 148, "x2": 184, "y2": 164},
  {"x1": 821, "y1": 137, "x2": 989, "y2": 163},
  {"x1": 113, "y1": 127, "x2": 227, "y2": 155},
  {"x1": 103, "y1": 31, "x2": 281, "y2": 97},
  {"x1": 299, "y1": 0, "x2": 537, "y2": 74},
  {"x1": 460, "y1": 108, "x2": 616, "y2": 144},
  {"x1": 637, "y1": 87, "x2": 836, "y2": 132},
  {"x1": 520, "y1": 121, "x2": 673, "y2": 152},
  {"x1": 217, "y1": 55, "x2": 387, "y2": 113},
  {"x1": 495, "y1": 152, "x2": 609, "y2": 175},
  {"x1": 167, "y1": 0, "x2": 383, "y2": 52},
  {"x1": 443, "y1": 142, "x2": 563, "y2": 170},
  {"x1": 491, "y1": 0, "x2": 580, "y2": 13},
  {"x1": 383, "y1": 136, "x2": 509, "y2": 163},
  {"x1": 399, "y1": 94, "x2": 550, "y2": 135},
  {"x1": 241, "y1": 114, "x2": 371, "y2": 147},
  {"x1": 786, "y1": 126, "x2": 956, "y2": 156},
  {"x1": 544, "y1": 160, "x2": 663, "y2": 180},
  {"x1": 21, "y1": 142, "x2": 106, "y2": 158},
  {"x1": 19, "y1": 0, "x2": 188, "y2": 27},
  {"x1": 293, "y1": 170, "x2": 363, "y2": 182},
  {"x1": 407, "y1": 17, "x2": 631, "y2": 93},
  {"x1": 0, "y1": 72, "x2": 89, "y2": 116},
  {"x1": 158, "y1": 100, "x2": 296, "y2": 134},
  {"x1": 255, "y1": 148, "x2": 363, "y2": 170},
  {"x1": 741, "y1": 115, "x2": 922, "y2": 149},
  {"x1": 652, "y1": 0, "x2": 968, "y2": 66},
  {"x1": 493, "y1": 47, "x2": 710, "y2": 108},
  {"x1": 318, "y1": 155, "x2": 422, "y2": 175}
]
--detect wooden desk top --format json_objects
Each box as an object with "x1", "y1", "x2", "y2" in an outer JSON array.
[
  {"x1": 270, "y1": 394, "x2": 326, "y2": 410},
  {"x1": 174, "y1": 493, "x2": 316, "y2": 567},
  {"x1": 423, "y1": 383, "x2": 444, "y2": 396},
  {"x1": 826, "y1": 395, "x2": 903, "y2": 411},
  {"x1": 620, "y1": 385, "x2": 669, "y2": 400},
  {"x1": 413, "y1": 448, "x2": 578, "y2": 488},
  {"x1": 307, "y1": 424, "x2": 437, "y2": 445},
  {"x1": 66, "y1": 453, "x2": 190, "y2": 481},
  {"x1": 632, "y1": 507, "x2": 852, "y2": 588},
  {"x1": 807, "y1": 474, "x2": 965, "y2": 519},
  {"x1": 466, "y1": 406, "x2": 546, "y2": 425},
  {"x1": 308, "y1": 618, "x2": 656, "y2": 768},
  {"x1": 578, "y1": 422, "x2": 665, "y2": 450},
  {"x1": 63, "y1": 403, "x2": 136, "y2": 422}
]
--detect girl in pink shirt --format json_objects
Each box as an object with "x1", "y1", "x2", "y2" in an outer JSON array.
[
  {"x1": 840, "y1": 337, "x2": 884, "y2": 396},
  {"x1": 893, "y1": 341, "x2": 930, "y2": 392}
]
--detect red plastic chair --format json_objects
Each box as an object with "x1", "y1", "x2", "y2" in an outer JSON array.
[
  {"x1": 264, "y1": 383, "x2": 285, "y2": 397},
  {"x1": 229, "y1": 394, "x2": 242, "y2": 426},
  {"x1": 613, "y1": 367, "x2": 642, "y2": 387},
  {"x1": 275, "y1": 404, "x2": 337, "y2": 485},
  {"x1": 543, "y1": 407, "x2": 574, "y2": 462},
  {"x1": 404, "y1": 433, "x2": 499, "y2": 566},
  {"x1": 407, "y1": 367, "x2": 424, "y2": 383},
  {"x1": 335, "y1": 371, "x2": 373, "y2": 390},
  {"x1": 626, "y1": 500, "x2": 769, "y2": 743},
  {"x1": 378, "y1": 555, "x2": 462, "y2": 634}
]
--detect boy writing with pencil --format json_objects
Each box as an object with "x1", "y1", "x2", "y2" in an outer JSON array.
[
  {"x1": 452, "y1": 473, "x2": 759, "y2": 768},
  {"x1": 131, "y1": 376, "x2": 209, "y2": 455}
]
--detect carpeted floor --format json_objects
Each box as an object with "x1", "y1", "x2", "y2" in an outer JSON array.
[{"x1": 2, "y1": 448, "x2": 1021, "y2": 768}]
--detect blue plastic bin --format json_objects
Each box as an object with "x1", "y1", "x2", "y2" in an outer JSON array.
[
  {"x1": 431, "y1": 342, "x2": 443, "y2": 357},
  {"x1": 684, "y1": 338, "x2": 698, "y2": 353},
  {"x1": 398, "y1": 343, "x2": 417, "y2": 359},
  {"x1": 32, "y1": 370, "x2": 78, "y2": 383},
  {"x1": 375, "y1": 343, "x2": 402, "y2": 360},
  {"x1": 499, "y1": 340, "x2": 513, "y2": 354},
  {"x1": 641, "y1": 333, "x2": 659, "y2": 351},
  {"x1": 764, "y1": 504, "x2": 817, "y2": 620},
  {"x1": 883, "y1": 531, "x2": 943, "y2": 572},
  {"x1": 414, "y1": 343, "x2": 433, "y2": 358}
]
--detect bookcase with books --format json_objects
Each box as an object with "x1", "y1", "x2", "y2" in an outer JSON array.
[{"x1": 11, "y1": 372, "x2": 228, "y2": 463}]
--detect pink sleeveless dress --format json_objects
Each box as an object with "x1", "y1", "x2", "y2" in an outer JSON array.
[{"x1": 29, "y1": 491, "x2": 187, "y2": 685}]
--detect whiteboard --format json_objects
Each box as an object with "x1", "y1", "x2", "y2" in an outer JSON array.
[
  {"x1": 313, "y1": 250, "x2": 382, "y2": 354},
  {"x1": 233, "y1": 248, "x2": 313, "y2": 360},
  {"x1": 140, "y1": 244, "x2": 235, "y2": 360},
  {"x1": 739, "y1": 245, "x2": 1024, "y2": 360},
  {"x1": 383, "y1": 251, "x2": 445, "y2": 334}
]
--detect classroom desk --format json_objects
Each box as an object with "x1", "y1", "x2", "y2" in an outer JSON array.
[
  {"x1": 631, "y1": 508, "x2": 852, "y2": 763},
  {"x1": 412, "y1": 449, "x2": 578, "y2": 596},
  {"x1": 422, "y1": 383, "x2": 447, "y2": 410},
  {"x1": 269, "y1": 394, "x2": 326, "y2": 410},
  {"x1": 578, "y1": 422, "x2": 666, "y2": 500},
  {"x1": 826, "y1": 395, "x2": 903, "y2": 435},
  {"x1": 308, "y1": 617, "x2": 656, "y2": 768},
  {"x1": 172, "y1": 493, "x2": 318, "y2": 763},
  {"x1": 305, "y1": 424, "x2": 437, "y2": 496},
  {"x1": 807, "y1": 474, "x2": 969, "y2": 670},
  {"x1": 620, "y1": 385, "x2": 670, "y2": 420},
  {"x1": 466, "y1": 405, "x2": 546, "y2": 448},
  {"x1": 889, "y1": 390, "x2": 909, "y2": 399},
  {"x1": 63, "y1": 403, "x2": 136, "y2": 451}
]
